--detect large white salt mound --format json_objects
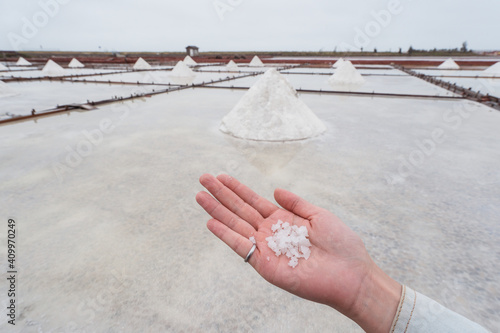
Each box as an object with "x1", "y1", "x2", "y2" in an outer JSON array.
[
  {"x1": 0, "y1": 80, "x2": 19, "y2": 98},
  {"x1": 68, "y1": 58, "x2": 84, "y2": 68},
  {"x1": 16, "y1": 57, "x2": 32, "y2": 66},
  {"x1": 0, "y1": 63, "x2": 9, "y2": 71},
  {"x1": 438, "y1": 58, "x2": 460, "y2": 69},
  {"x1": 332, "y1": 58, "x2": 345, "y2": 68},
  {"x1": 484, "y1": 62, "x2": 500, "y2": 74},
  {"x1": 226, "y1": 60, "x2": 239, "y2": 71},
  {"x1": 329, "y1": 60, "x2": 365, "y2": 85},
  {"x1": 42, "y1": 60, "x2": 65, "y2": 76},
  {"x1": 170, "y1": 61, "x2": 195, "y2": 77},
  {"x1": 183, "y1": 55, "x2": 197, "y2": 66},
  {"x1": 265, "y1": 220, "x2": 311, "y2": 268},
  {"x1": 249, "y1": 55, "x2": 264, "y2": 67},
  {"x1": 220, "y1": 68, "x2": 326, "y2": 141},
  {"x1": 133, "y1": 57, "x2": 152, "y2": 70}
]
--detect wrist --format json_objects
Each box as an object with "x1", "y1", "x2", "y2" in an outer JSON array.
[{"x1": 350, "y1": 262, "x2": 402, "y2": 333}]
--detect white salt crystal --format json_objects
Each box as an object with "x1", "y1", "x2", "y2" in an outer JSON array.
[
  {"x1": 329, "y1": 60, "x2": 365, "y2": 85},
  {"x1": 170, "y1": 61, "x2": 195, "y2": 77},
  {"x1": 265, "y1": 219, "x2": 311, "y2": 268},
  {"x1": 219, "y1": 68, "x2": 326, "y2": 141},
  {"x1": 249, "y1": 236, "x2": 256, "y2": 244}
]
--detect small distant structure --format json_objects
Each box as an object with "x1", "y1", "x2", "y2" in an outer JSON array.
[{"x1": 186, "y1": 46, "x2": 199, "y2": 57}]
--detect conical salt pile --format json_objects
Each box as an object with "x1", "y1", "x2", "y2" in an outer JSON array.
[
  {"x1": 438, "y1": 58, "x2": 460, "y2": 69},
  {"x1": 16, "y1": 57, "x2": 32, "y2": 66},
  {"x1": 249, "y1": 55, "x2": 264, "y2": 67},
  {"x1": 329, "y1": 60, "x2": 365, "y2": 85},
  {"x1": 484, "y1": 62, "x2": 500, "y2": 74},
  {"x1": 42, "y1": 60, "x2": 65, "y2": 76},
  {"x1": 133, "y1": 57, "x2": 152, "y2": 70},
  {"x1": 183, "y1": 55, "x2": 197, "y2": 66},
  {"x1": 0, "y1": 63, "x2": 8, "y2": 71},
  {"x1": 0, "y1": 80, "x2": 18, "y2": 98},
  {"x1": 226, "y1": 60, "x2": 239, "y2": 71},
  {"x1": 170, "y1": 61, "x2": 195, "y2": 77},
  {"x1": 332, "y1": 58, "x2": 345, "y2": 68},
  {"x1": 220, "y1": 68, "x2": 326, "y2": 141},
  {"x1": 68, "y1": 58, "x2": 85, "y2": 68}
]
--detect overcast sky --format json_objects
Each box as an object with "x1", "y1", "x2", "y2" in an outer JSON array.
[{"x1": 1, "y1": 0, "x2": 499, "y2": 53}]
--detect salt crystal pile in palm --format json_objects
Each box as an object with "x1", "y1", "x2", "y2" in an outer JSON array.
[{"x1": 266, "y1": 220, "x2": 311, "y2": 268}]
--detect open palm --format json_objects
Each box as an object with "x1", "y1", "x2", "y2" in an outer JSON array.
[{"x1": 196, "y1": 174, "x2": 380, "y2": 317}]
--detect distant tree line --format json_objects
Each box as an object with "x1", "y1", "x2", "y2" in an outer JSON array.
[{"x1": 407, "y1": 42, "x2": 471, "y2": 55}]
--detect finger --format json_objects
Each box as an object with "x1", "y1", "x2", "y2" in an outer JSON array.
[
  {"x1": 216, "y1": 174, "x2": 278, "y2": 218},
  {"x1": 196, "y1": 191, "x2": 256, "y2": 237},
  {"x1": 199, "y1": 174, "x2": 264, "y2": 229},
  {"x1": 207, "y1": 219, "x2": 259, "y2": 264},
  {"x1": 274, "y1": 188, "x2": 321, "y2": 220}
]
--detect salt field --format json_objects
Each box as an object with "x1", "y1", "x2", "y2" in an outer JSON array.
[{"x1": 1, "y1": 58, "x2": 500, "y2": 332}]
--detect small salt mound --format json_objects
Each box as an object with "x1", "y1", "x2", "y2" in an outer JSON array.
[
  {"x1": 133, "y1": 57, "x2": 152, "y2": 70},
  {"x1": 438, "y1": 58, "x2": 460, "y2": 70},
  {"x1": 220, "y1": 68, "x2": 326, "y2": 141},
  {"x1": 484, "y1": 62, "x2": 500, "y2": 74},
  {"x1": 329, "y1": 60, "x2": 365, "y2": 85},
  {"x1": 42, "y1": 60, "x2": 65, "y2": 76},
  {"x1": 170, "y1": 61, "x2": 195, "y2": 77},
  {"x1": 16, "y1": 57, "x2": 32, "y2": 66},
  {"x1": 68, "y1": 58, "x2": 84, "y2": 68},
  {"x1": 226, "y1": 60, "x2": 239, "y2": 71},
  {"x1": 0, "y1": 80, "x2": 19, "y2": 98},
  {"x1": 0, "y1": 63, "x2": 8, "y2": 71},
  {"x1": 183, "y1": 55, "x2": 197, "y2": 66},
  {"x1": 266, "y1": 220, "x2": 311, "y2": 268},
  {"x1": 249, "y1": 55, "x2": 264, "y2": 67},
  {"x1": 332, "y1": 58, "x2": 345, "y2": 68}
]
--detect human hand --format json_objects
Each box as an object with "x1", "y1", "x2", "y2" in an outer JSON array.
[{"x1": 196, "y1": 174, "x2": 401, "y2": 333}]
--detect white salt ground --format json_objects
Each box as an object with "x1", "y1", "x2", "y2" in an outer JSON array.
[
  {"x1": 0, "y1": 63, "x2": 8, "y2": 71},
  {"x1": 0, "y1": 80, "x2": 19, "y2": 98},
  {"x1": 266, "y1": 220, "x2": 311, "y2": 268},
  {"x1": 220, "y1": 68, "x2": 326, "y2": 141}
]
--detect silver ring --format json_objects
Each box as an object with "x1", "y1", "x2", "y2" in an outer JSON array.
[{"x1": 244, "y1": 244, "x2": 257, "y2": 263}]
